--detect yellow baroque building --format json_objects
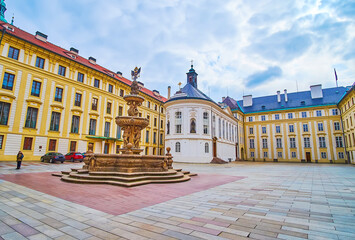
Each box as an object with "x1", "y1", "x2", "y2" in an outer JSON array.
[
  {"x1": 0, "y1": 21, "x2": 166, "y2": 161},
  {"x1": 338, "y1": 84, "x2": 355, "y2": 164},
  {"x1": 224, "y1": 84, "x2": 352, "y2": 163}
]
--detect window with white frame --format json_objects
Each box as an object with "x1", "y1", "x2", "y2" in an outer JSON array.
[
  {"x1": 304, "y1": 137, "x2": 311, "y2": 148},
  {"x1": 203, "y1": 112, "x2": 209, "y2": 134},
  {"x1": 319, "y1": 137, "x2": 326, "y2": 148},
  {"x1": 250, "y1": 152, "x2": 254, "y2": 157},
  {"x1": 291, "y1": 152, "x2": 296, "y2": 158},
  {"x1": 275, "y1": 114, "x2": 280, "y2": 120},
  {"x1": 316, "y1": 110, "x2": 322, "y2": 117},
  {"x1": 332, "y1": 109, "x2": 339, "y2": 115},
  {"x1": 277, "y1": 152, "x2": 282, "y2": 158},
  {"x1": 276, "y1": 126, "x2": 281, "y2": 133},
  {"x1": 218, "y1": 118, "x2": 221, "y2": 138},
  {"x1": 321, "y1": 152, "x2": 327, "y2": 159},
  {"x1": 249, "y1": 127, "x2": 253, "y2": 134},
  {"x1": 335, "y1": 136, "x2": 343, "y2": 148},
  {"x1": 289, "y1": 124, "x2": 294, "y2": 132},
  {"x1": 338, "y1": 152, "x2": 344, "y2": 159},
  {"x1": 262, "y1": 138, "x2": 268, "y2": 148},
  {"x1": 303, "y1": 124, "x2": 308, "y2": 132},
  {"x1": 175, "y1": 111, "x2": 182, "y2": 133},
  {"x1": 290, "y1": 138, "x2": 296, "y2": 148},
  {"x1": 318, "y1": 122, "x2": 324, "y2": 131},
  {"x1": 276, "y1": 138, "x2": 282, "y2": 148},
  {"x1": 175, "y1": 142, "x2": 181, "y2": 152},
  {"x1": 288, "y1": 113, "x2": 293, "y2": 119},
  {"x1": 301, "y1": 112, "x2": 307, "y2": 118},
  {"x1": 262, "y1": 127, "x2": 266, "y2": 134},
  {"x1": 261, "y1": 115, "x2": 266, "y2": 121},
  {"x1": 205, "y1": 143, "x2": 209, "y2": 153},
  {"x1": 334, "y1": 122, "x2": 340, "y2": 131},
  {"x1": 249, "y1": 139, "x2": 255, "y2": 148},
  {"x1": 212, "y1": 115, "x2": 216, "y2": 137},
  {"x1": 263, "y1": 152, "x2": 268, "y2": 158},
  {"x1": 248, "y1": 116, "x2": 253, "y2": 122}
]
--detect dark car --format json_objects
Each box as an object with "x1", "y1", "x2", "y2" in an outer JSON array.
[
  {"x1": 41, "y1": 152, "x2": 65, "y2": 163},
  {"x1": 64, "y1": 152, "x2": 83, "y2": 162}
]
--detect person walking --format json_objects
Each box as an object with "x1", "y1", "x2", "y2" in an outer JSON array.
[{"x1": 16, "y1": 151, "x2": 24, "y2": 169}]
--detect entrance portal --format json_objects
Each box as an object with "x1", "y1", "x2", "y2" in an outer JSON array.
[
  {"x1": 241, "y1": 148, "x2": 244, "y2": 160},
  {"x1": 306, "y1": 152, "x2": 311, "y2": 162},
  {"x1": 212, "y1": 137, "x2": 217, "y2": 158}
]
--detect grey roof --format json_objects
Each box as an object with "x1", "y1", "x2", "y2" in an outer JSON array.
[
  {"x1": 167, "y1": 83, "x2": 215, "y2": 103},
  {"x1": 223, "y1": 86, "x2": 349, "y2": 114}
]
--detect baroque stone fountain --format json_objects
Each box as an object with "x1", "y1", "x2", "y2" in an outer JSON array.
[{"x1": 58, "y1": 67, "x2": 193, "y2": 187}]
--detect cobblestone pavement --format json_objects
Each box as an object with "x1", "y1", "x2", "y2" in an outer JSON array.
[{"x1": 0, "y1": 161, "x2": 355, "y2": 239}]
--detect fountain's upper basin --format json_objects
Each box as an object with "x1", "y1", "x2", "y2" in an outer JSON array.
[{"x1": 115, "y1": 116, "x2": 149, "y2": 128}]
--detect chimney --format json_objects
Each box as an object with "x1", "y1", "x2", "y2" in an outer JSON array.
[
  {"x1": 277, "y1": 91, "x2": 281, "y2": 102},
  {"x1": 70, "y1": 47, "x2": 79, "y2": 54},
  {"x1": 222, "y1": 97, "x2": 226, "y2": 102},
  {"x1": 35, "y1": 31, "x2": 48, "y2": 42},
  {"x1": 284, "y1": 89, "x2": 288, "y2": 102},
  {"x1": 116, "y1": 71, "x2": 122, "y2": 77},
  {"x1": 310, "y1": 84, "x2": 323, "y2": 99},
  {"x1": 88, "y1": 57, "x2": 96, "y2": 64},
  {"x1": 137, "y1": 81, "x2": 144, "y2": 88},
  {"x1": 168, "y1": 86, "x2": 171, "y2": 99},
  {"x1": 243, "y1": 95, "x2": 253, "y2": 107}
]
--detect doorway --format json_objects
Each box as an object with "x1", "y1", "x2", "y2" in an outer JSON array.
[
  {"x1": 241, "y1": 148, "x2": 244, "y2": 160},
  {"x1": 306, "y1": 152, "x2": 311, "y2": 162},
  {"x1": 235, "y1": 143, "x2": 239, "y2": 160},
  {"x1": 212, "y1": 137, "x2": 217, "y2": 157},
  {"x1": 104, "y1": 143, "x2": 109, "y2": 154}
]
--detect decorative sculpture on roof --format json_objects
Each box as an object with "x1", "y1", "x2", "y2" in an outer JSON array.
[{"x1": 130, "y1": 67, "x2": 141, "y2": 95}]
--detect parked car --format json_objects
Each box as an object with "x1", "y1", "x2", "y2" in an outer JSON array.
[
  {"x1": 64, "y1": 152, "x2": 83, "y2": 162},
  {"x1": 41, "y1": 152, "x2": 65, "y2": 163}
]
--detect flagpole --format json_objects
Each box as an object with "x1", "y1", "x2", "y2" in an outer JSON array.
[{"x1": 334, "y1": 68, "x2": 338, "y2": 87}]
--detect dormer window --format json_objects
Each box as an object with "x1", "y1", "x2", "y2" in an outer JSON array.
[
  {"x1": 261, "y1": 105, "x2": 265, "y2": 110},
  {"x1": 301, "y1": 101, "x2": 305, "y2": 106}
]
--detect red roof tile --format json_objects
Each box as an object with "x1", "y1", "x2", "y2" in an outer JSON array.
[{"x1": 0, "y1": 21, "x2": 167, "y2": 103}]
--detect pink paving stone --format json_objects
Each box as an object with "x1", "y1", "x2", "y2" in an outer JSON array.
[
  {"x1": 191, "y1": 217, "x2": 230, "y2": 227},
  {"x1": 10, "y1": 223, "x2": 39, "y2": 237},
  {"x1": 0, "y1": 172, "x2": 245, "y2": 215},
  {"x1": 179, "y1": 223, "x2": 222, "y2": 235}
]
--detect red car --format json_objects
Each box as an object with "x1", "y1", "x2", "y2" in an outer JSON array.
[{"x1": 64, "y1": 152, "x2": 83, "y2": 162}]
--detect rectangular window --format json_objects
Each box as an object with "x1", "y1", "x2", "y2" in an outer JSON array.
[
  {"x1": 276, "y1": 138, "x2": 282, "y2": 148},
  {"x1": 338, "y1": 152, "x2": 344, "y2": 159},
  {"x1": 74, "y1": 93, "x2": 82, "y2": 107},
  {"x1": 154, "y1": 117, "x2": 157, "y2": 127},
  {"x1": 0, "y1": 102, "x2": 11, "y2": 125},
  {"x1": 154, "y1": 104, "x2": 158, "y2": 111},
  {"x1": 0, "y1": 135, "x2": 3, "y2": 149},
  {"x1": 250, "y1": 152, "x2": 254, "y2": 157},
  {"x1": 8, "y1": 46, "x2": 19, "y2": 60},
  {"x1": 262, "y1": 138, "x2": 268, "y2": 148},
  {"x1": 275, "y1": 114, "x2": 280, "y2": 120},
  {"x1": 118, "y1": 106, "x2": 123, "y2": 116},
  {"x1": 146, "y1": 130, "x2": 149, "y2": 143},
  {"x1": 25, "y1": 107, "x2": 38, "y2": 128},
  {"x1": 304, "y1": 137, "x2": 310, "y2": 148},
  {"x1": 332, "y1": 109, "x2": 339, "y2": 115},
  {"x1": 70, "y1": 141, "x2": 76, "y2": 152},
  {"x1": 334, "y1": 122, "x2": 340, "y2": 131},
  {"x1": 116, "y1": 126, "x2": 121, "y2": 139},
  {"x1": 89, "y1": 119, "x2": 96, "y2": 135},
  {"x1": 249, "y1": 139, "x2": 255, "y2": 148},
  {"x1": 108, "y1": 84, "x2": 113, "y2": 93},
  {"x1": 335, "y1": 136, "x2": 343, "y2": 148},
  {"x1": 48, "y1": 139, "x2": 56, "y2": 151},
  {"x1": 23, "y1": 137, "x2": 33, "y2": 150},
  {"x1": 71, "y1": 115, "x2": 80, "y2": 133},
  {"x1": 321, "y1": 152, "x2": 327, "y2": 159},
  {"x1": 249, "y1": 127, "x2": 253, "y2": 134},
  {"x1": 153, "y1": 132, "x2": 157, "y2": 144},
  {"x1": 160, "y1": 133, "x2": 163, "y2": 145},
  {"x1": 263, "y1": 151, "x2": 268, "y2": 158},
  {"x1": 54, "y1": 87, "x2": 63, "y2": 102},
  {"x1": 203, "y1": 112, "x2": 209, "y2": 134},
  {"x1": 319, "y1": 137, "x2": 326, "y2": 148},
  {"x1": 262, "y1": 127, "x2": 266, "y2": 134},
  {"x1": 160, "y1": 120, "x2": 163, "y2": 128},
  {"x1": 2, "y1": 72, "x2": 15, "y2": 90},
  {"x1": 261, "y1": 115, "x2": 265, "y2": 121},
  {"x1": 175, "y1": 112, "x2": 182, "y2": 133},
  {"x1": 291, "y1": 152, "x2": 296, "y2": 158},
  {"x1": 118, "y1": 89, "x2": 124, "y2": 97},
  {"x1": 303, "y1": 124, "x2": 308, "y2": 132},
  {"x1": 106, "y1": 102, "x2": 112, "y2": 114},
  {"x1": 248, "y1": 116, "x2": 253, "y2": 122},
  {"x1": 49, "y1": 112, "x2": 61, "y2": 131},
  {"x1": 35, "y1": 56, "x2": 45, "y2": 69},
  {"x1": 147, "y1": 101, "x2": 151, "y2": 108},
  {"x1": 276, "y1": 126, "x2": 280, "y2": 133},
  {"x1": 94, "y1": 79, "x2": 100, "y2": 88},
  {"x1": 58, "y1": 65, "x2": 66, "y2": 76},
  {"x1": 104, "y1": 122, "x2": 110, "y2": 137},
  {"x1": 318, "y1": 122, "x2": 324, "y2": 131},
  {"x1": 288, "y1": 113, "x2": 293, "y2": 119},
  {"x1": 289, "y1": 124, "x2": 294, "y2": 133},
  {"x1": 316, "y1": 110, "x2": 322, "y2": 117},
  {"x1": 92, "y1": 98, "x2": 98, "y2": 110},
  {"x1": 301, "y1": 112, "x2": 307, "y2": 118},
  {"x1": 77, "y1": 72, "x2": 84, "y2": 83},
  {"x1": 290, "y1": 137, "x2": 296, "y2": 148},
  {"x1": 278, "y1": 152, "x2": 282, "y2": 158},
  {"x1": 31, "y1": 80, "x2": 41, "y2": 97}
]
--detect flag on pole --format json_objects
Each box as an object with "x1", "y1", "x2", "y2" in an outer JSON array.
[{"x1": 334, "y1": 68, "x2": 338, "y2": 87}]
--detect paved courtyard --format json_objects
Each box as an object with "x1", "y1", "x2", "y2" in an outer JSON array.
[{"x1": 0, "y1": 161, "x2": 355, "y2": 240}]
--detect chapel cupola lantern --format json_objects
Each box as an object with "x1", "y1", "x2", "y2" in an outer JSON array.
[{"x1": 186, "y1": 60, "x2": 198, "y2": 88}]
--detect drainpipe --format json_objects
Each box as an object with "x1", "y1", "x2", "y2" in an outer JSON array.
[{"x1": 340, "y1": 113, "x2": 349, "y2": 164}]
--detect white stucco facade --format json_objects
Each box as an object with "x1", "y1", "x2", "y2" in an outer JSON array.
[{"x1": 165, "y1": 99, "x2": 240, "y2": 163}]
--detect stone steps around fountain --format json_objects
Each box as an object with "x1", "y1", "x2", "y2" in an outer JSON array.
[
  {"x1": 87, "y1": 169, "x2": 179, "y2": 177},
  {"x1": 61, "y1": 174, "x2": 191, "y2": 187}
]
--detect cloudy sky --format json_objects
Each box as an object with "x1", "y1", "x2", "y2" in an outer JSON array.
[{"x1": 6, "y1": 0, "x2": 355, "y2": 101}]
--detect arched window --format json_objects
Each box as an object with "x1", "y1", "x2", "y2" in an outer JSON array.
[
  {"x1": 203, "y1": 112, "x2": 209, "y2": 134},
  {"x1": 175, "y1": 142, "x2": 181, "y2": 152},
  {"x1": 212, "y1": 115, "x2": 216, "y2": 137},
  {"x1": 175, "y1": 112, "x2": 182, "y2": 133},
  {"x1": 218, "y1": 118, "x2": 221, "y2": 138},
  {"x1": 167, "y1": 120, "x2": 170, "y2": 134},
  {"x1": 190, "y1": 118, "x2": 196, "y2": 133},
  {"x1": 205, "y1": 142, "x2": 209, "y2": 153}
]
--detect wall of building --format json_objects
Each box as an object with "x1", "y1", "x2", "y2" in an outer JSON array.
[{"x1": 0, "y1": 32, "x2": 165, "y2": 161}]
